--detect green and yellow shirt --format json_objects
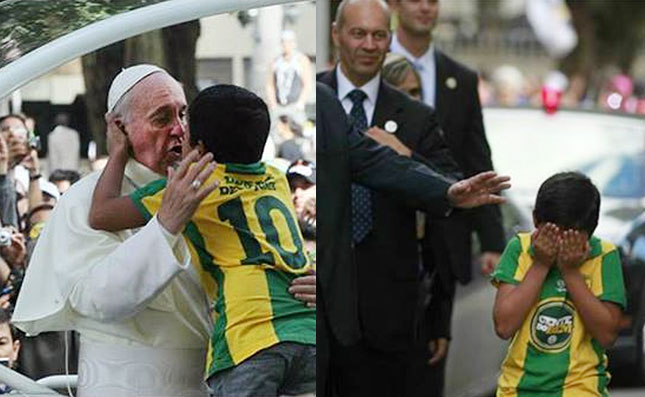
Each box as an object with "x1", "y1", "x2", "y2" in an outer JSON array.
[
  {"x1": 130, "y1": 162, "x2": 315, "y2": 379},
  {"x1": 491, "y1": 233, "x2": 626, "y2": 397}
]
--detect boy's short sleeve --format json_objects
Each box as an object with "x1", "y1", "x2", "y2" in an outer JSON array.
[
  {"x1": 129, "y1": 179, "x2": 168, "y2": 221},
  {"x1": 599, "y1": 248, "x2": 627, "y2": 310},
  {"x1": 491, "y1": 235, "x2": 522, "y2": 287}
]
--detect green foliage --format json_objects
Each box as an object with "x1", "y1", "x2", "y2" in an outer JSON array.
[{"x1": 0, "y1": 0, "x2": 168, "y2": 68}]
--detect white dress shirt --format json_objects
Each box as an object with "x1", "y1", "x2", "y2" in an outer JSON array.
[
  {"x1": 390, "y1": 34, "x2": 437, "y2": 108},
  {"x1": 13, "y1": 159, "x2": 211, "y2": 396},
  {"x1": 336, "y1": 66, "x2": 380, "y2": 125}
]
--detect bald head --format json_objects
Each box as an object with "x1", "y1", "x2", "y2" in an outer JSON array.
[
  {"x1": 335, "y1": 0, "x2": 391, "y2": 29},
  {"x1": 332, "y1": 0, "x2": 392, "y2": 87}
]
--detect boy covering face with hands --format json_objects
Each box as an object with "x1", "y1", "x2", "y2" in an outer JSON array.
[{"x1": 491, "y1": 172, "x2": 625, "y2": 397}]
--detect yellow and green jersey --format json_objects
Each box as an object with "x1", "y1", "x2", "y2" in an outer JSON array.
[
  {"x1": 491, "y1": 233, "x2": 626, "y2": 397},
  {"x1": 130, "y1": 162, "x2": 315, "y2": 379}
]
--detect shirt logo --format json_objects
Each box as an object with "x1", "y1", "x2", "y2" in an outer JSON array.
[
  {"x1": 556, "y1": 279, "x2": 567, "y2": 293},
  {"x1": 530, "y1": 300, "x2": 575, "y2": 353}
]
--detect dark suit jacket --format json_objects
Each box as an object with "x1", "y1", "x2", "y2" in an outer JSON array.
[
  {"x1": 317, "y1": 82, "x2": 455, "y2": 350},
  {"x1": 318, "y1": 70, "x2": 461, "y2": 352},
  {"x1": 421, "y1": 50, "x2": 507, "y2": 340}
]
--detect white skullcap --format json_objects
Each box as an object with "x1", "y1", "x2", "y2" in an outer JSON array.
[
  {"x1": 39, "y1": 178, "x2": 60, "y2": 201},
  {"x1": 107, "y1": 64, "x2": 168, "y2": 113}
]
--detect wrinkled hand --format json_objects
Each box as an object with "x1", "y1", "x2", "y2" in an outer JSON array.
[
  {"x1": 157, "y1": 150, "x2": 219, "y2": 234},
  {"x1": 0, "y1": 228, "x2": 26, "y2": 267},
  {"x1": 288, "y1": 269, "x2": 316, "y2": 308},
  {"x1": 104, "y1": 113, "x2": 129, "y2": 160},
  {"x1": 556, "y1": 229, "x2": 589, "y2": 273},
  {"x1": 447, "y1": 171, "x2": 510, "y2": 208},
  {"x1": 480, "y1": 251, "x2": 502, "y2": 276},
  {"x1": 365, "y1": 126, "x2": 412, "y2": 157},
  {"x1": 428, "y1": 337, "x2": 449, "y2": 366},
  {"x1": 532, "y1": 223, "x2": 560, "y2": 268}
]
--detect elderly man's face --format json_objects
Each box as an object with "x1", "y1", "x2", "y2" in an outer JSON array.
[
  {"x1": 332, "y1": 0, "x2": 391, "y2": 87},
  {"x1": 125, "y1": 73, "x2": 187, "y2": 175},
  {"x1": 395, "y1": 0, "x2": 439, "y2": 36}
]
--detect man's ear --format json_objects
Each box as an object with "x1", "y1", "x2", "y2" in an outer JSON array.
[{"x1": 331, "y1": 23, "x2": 340, "y2": 47}]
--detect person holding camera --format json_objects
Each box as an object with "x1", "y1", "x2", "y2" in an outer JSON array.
[
  {"x1": 0, "y1": 115, "x2": 45, "y2": 232},
  {"x1": 0, "y1": 225, "x2": 26, "y2": 312}
]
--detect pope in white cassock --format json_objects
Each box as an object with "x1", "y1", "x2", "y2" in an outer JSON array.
[{"x1": 12, "y1": 65, "x2": 316, "y2": 396}]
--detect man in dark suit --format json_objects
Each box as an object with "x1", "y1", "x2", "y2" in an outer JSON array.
[
  {"x1": 318, "y1": 0, "x2": 477, "y2": 395},
  {"x1": 317, "y1": 80, "x2": 511, "y2": 396},
  {"x1": 389, "y1": 0, "x2": 506, "y2": 395}
]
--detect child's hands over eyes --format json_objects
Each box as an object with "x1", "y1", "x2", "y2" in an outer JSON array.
[{"x1": 532, "y1": 222, "x2": 560, "y2": 268}]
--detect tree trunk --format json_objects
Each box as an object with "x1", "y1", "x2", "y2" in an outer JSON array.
[
  {"x1": 124, "y1": 30, "x2": 167, "y2": 68},
  {"x1": 162, "y1": 21, "x2": 201, "y2": 103},
  {"x1": 81, "y1": 42, "x2": 125, "y2": 157},
  {"x1": 559, "y1": 0, "x2": 597, "y2": 94}
]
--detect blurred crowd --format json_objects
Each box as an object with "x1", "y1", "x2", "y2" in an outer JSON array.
[
  {"x1": 0, "y1": 113, "x2": 83, "y2": 383},
  {"x1": 480, "y1": 64, "x2": 645, "y2": 115}
]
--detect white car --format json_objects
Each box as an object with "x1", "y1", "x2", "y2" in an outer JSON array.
[{"x1": 484, "y1": 107, "x2": 645, "y2": 243}]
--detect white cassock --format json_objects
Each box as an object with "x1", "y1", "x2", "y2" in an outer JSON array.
[{"x1": 12, "y1": 159, "x2": 212, "y2": 397}]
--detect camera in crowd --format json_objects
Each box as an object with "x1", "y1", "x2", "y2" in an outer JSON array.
[
  {"x1": 28, "y1": 135, "x2": 41, "y2": 151},
  {"x1": 0, "y1": 228, "x2": 12, "y2": 247}
]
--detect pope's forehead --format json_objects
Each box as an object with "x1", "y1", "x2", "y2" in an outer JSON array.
[{"x1": 132, "y1": 72, "x2": 186, "y2": 102}]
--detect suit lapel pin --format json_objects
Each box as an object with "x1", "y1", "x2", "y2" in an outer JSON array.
[
  {"x1": 446, "y1": 77, "x2": 457, "y2": 89},
  {"x1": 384, "y1": 120, "x2": 398, "y2": 134}
]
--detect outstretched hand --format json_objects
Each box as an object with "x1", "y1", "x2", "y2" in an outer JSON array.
[
  {"x1": 447, "y1": 171, "x2": 510, "y2": 209},
  {"x1": 157, "y1": 150, "x2": 219, "y2": 234}
]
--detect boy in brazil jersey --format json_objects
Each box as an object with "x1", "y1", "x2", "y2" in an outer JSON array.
[
  {"x1": 491, "y1": 172, "x2": 626, "y2": 397},
  {"x1": 89, "y1": 84, "x2": 315, "y2": 396}
]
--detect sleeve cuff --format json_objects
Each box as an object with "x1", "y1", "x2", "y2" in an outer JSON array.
[
  {"x1": 156, "y1": 215, "x2": 181, "y2": 246},
  {"x1": 152, "y1": 215, "x2": 190, "y2": 269}
]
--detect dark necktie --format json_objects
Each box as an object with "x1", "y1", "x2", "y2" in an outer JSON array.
[{"x1": 347, "y1": 89, "x2": 372, "y2": 243}]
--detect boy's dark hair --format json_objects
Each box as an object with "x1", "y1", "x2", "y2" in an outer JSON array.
[
  {"x1": 188, "y1": 84, "x2": 270, "y2": 164},
  {"x1": 533, "y1": 171, "x2": 601, "y2": 236},
  {"x1": 49, "y1": 169, "x2": 81, "y2": 185}
]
